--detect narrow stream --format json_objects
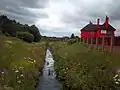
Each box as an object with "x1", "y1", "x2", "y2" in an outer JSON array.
[{"x1": 37, "y1": 49, "x2": 62, "y2": 90}]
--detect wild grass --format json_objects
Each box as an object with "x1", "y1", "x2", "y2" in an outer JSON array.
[
  {"x1": 50, "y1": 42, "x2": 120, "y2": 90},
  {"x1": 0, "y1": 36, "x2": 45, "y2": 90}
]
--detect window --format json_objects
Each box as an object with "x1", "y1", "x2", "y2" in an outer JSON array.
[
  {"x1": 106, "y1": 31, "x2": 112, "y2": 36},
  {"x1": 101, "y1": 30, "x2": 106, "y2": 34}
]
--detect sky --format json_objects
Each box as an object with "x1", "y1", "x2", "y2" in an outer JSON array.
[{"x1": 0, "y1": 0, "x2": 120, "y2": 37}]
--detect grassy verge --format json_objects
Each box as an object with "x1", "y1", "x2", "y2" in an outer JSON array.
[
  {"x1": 50, "y1": 42, "x2": 120, "y2": 90},
  {"x1": 0, "y1": 36, "x2": 45, "y2": 90}
]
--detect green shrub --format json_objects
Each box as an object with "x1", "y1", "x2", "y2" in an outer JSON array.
[
  {"x1": 17, "y1": 32, "x2": 34, "y2": 43},
  {"x1": 67, "y1": 39, "x2": 77, "y2": 45}
]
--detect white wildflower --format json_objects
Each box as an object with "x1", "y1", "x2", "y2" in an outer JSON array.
[
  {"x1": 12, "y1": 54, "x2": 15, "y2": 56},
  {"x1": 30, "y1": 58, "x2": 33, "y2": 60},
  {"x1": 17, "y1": 76, "x2": 19, "y2": 79},
  {"x1": 66, "y1": 68, "x2": 68, "y2": 70},
  {"x1": 6, "y1": 40, "x2": 12, "y2": 44},
  {"x1": 28, "y1": 57, "x2": 31, "y2": 59},
  {"x1": 118, "y1": 79, "x2": 120, "y2": 82},
  {"x1": 24, "y1": 57, "x2": 27, "y2": 59},
  {"x1": 15, "y1": 70, "x2": 19, "y2": 73},
  {"x1": 34, "y1": 60, "x2": 36, "y2": 63},
  {"x1": 20, "y1": 74, "x2": 24, "y2": 77},
  {"x1": 2, "y1": 78, "x2": 4, "y2": 80},
  {"x1": 114, "y1": 74, "x2": 119, "y2": 78},
  {"x1": 17, "y1": 80, "x2": 21, "y2": 84},
  {"x1": 114, "y1": 79, "x2": 117, "y2": 81},
  {"x1": 65, "y1": 52, "x2": 68, "y2": 56},
  {"x1": 19, "y1": 66, "x2": 24, "y2": 69},
  {"x1": 1, "y1": 72, "x2": 4, "y2": 74},
  {"x1": 28, "y1": 61, "x2": 33, "y2": 64},
  {"x1": 63, "y1": 69, "x2": 65, "y2": 71},
  {"x1": 115, "y1": 82, "x2": 120, "y2": 84},
  {"x1": 32, "y1": 51, "x2": 35, "y2": 53}
]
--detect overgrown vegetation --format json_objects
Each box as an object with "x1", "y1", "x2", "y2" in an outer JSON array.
[
  {"x1": 0, "y1": 15, "x2": 41, "y2": 43},
  {"x1": 17, "y1": 32, "x2": 34, "y2": 43},
  {"x1": 0, "y1": 36, "x2": 45, "y2": 90},
  {"x1": 50, "y1": 42, "x2": 120, "y2": 90}
]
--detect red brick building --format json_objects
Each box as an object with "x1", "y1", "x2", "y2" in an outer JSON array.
[{"x1": 80, "y1": 16, "x2": 116, "y2": 45}]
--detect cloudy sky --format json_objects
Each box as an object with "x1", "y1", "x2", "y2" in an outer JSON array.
[{"x1": 0, "y1": 0, "x2": 120, "y2": 37}]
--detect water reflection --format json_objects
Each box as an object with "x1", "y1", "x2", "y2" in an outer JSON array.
[{"x1": 37, "y1": 49, "x2": 61, "y2": 90}]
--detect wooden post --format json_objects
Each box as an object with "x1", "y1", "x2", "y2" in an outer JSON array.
[
  {"x1": 87, "y1": 37, "x2": 89, "y2": 45},
  {"x1": 96, "y1": 37, "x2": 98, "y2": 49},
  {"x1": 80, "y1": 38, "x2": 82, "y2": 42},
  {"x1": 110, "y1": 36, "x2": 113, "y2": 52},
  {"x1": 91, "y1": 37, "x2": 93, "y2": 45},
  {"x1": 81, "y1": 38, "x2": 83, "y2": 42},
  {"x1": 85, "y1": 37, "x2": 87, "y2": 43},
  {"x1": 102, "y1": 36, "x2": 105, "y2": 50},
  {"x1": 83, "y1": 38, "x2": 85, "y2": 43},
  {"x1": 84, "y1": 38, "x2": 86, "y2": 43}
]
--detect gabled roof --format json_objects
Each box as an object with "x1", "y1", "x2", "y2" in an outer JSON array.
[
  {"x1": 101, "y1": 23, "x2": 116, "y2": 31},
  {"x1": 81, "y1": 23, "x2": 116, "y2": 31},
  {"x1": 81, "y1": 23, "x2": 97, "y2": 31}
]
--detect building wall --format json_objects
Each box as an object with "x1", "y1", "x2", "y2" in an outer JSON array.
[
  {"x1": 81, "y1": 31, "x2": 96, "y2": 38},
  {"x1": 96, "y1": 30, "x2": 115, "y2": 37},
  {"x1": 81, "y1": 30, "x2": 115, "y2": 38}
]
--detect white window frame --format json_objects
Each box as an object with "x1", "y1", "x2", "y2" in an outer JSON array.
[{"x1": 101, "y1": 30, "x2": 106, "y2": 34}]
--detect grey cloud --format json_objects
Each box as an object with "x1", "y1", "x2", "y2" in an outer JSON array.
[
  {"x1": 1, "y1": 0, "x2": 120, "y2": 36},
  {"x1": 62, "y1": 13, "x2": 94, "y2": 29},
  {"x1": 40, "y1": 27, "x2": 74, "y2": 37},
  {"x1": 108, "y1": 0, "x2": 120, "y2": 20},
  {"x1": 0, "y1": 0, "x2": 48, "y2": 24},
  {"x1": 61, "y1": 0, "x2": 120, "y2": 31},
  {"x1": 41, "y1": 31, "x2": 71, "y2": 37},
  {"x1": 87, "y1": 0, "x2": 120, "y2": 21},
  {"x1": 2, "y1": 0, "x2": 47, "y2": 8}
]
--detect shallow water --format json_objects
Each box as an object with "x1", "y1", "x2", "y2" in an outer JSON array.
[{"x1": 37, "y1": 49, "x2": 62, "y2": 90}]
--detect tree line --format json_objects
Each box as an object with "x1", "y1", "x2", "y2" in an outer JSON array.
[
  {"x1": 0, "y1": 15, "x2": 80, "y2": 43},
  {"x1": 0, "y1": 15, "x2": 41, "y2": 43}
]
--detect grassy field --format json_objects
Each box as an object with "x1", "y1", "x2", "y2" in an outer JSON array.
[
  {"x1": 0, "y1": 36, "x2": 45, "y2": 90},
  {"x1": 50, "y1": 42, "x2": 120, "y2": 90}
]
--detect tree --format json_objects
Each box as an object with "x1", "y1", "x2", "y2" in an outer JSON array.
[
  {"x1": 71, "y1": 33, "x2": 75, "y2": 38},
  {"x1": 0, "y1": 15, "x2": 41, "y2": 42},
  {"x1": 1, "y1": 20, "x2": 16, "y2": 36},
  {"x1": 29, "y1": 25, "x2": 41, "y2": 42},
  {"x1": 17, "y1": 32, "x2": 34, "y2": 43}
]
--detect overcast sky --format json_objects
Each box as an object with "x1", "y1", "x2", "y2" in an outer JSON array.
[{"x1": 0, "y1": 0, "x2": 120, "y2": 37}]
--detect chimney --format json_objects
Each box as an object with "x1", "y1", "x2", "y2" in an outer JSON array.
[
  {"x1": 97, "y1": 18, "x2": 100, "y2": 25},
  {"x1": 89, "y1": 21, "x2": 92, "y2": 24},
  {"x1": 105, "y1": 16, "x2": 109, "y2": 29},
  {"x1": 97, "y1": 18, "x2": 100, "y2": 29}
]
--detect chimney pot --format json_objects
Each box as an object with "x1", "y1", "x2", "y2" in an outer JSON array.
[
  {"x1": 97, "y1": 18, "x2": 100, "y2": 25},
  {"x1": 89, "y1": 21, "x2": 92, "y2": 24},
  {"x1": 105, "y1": 16, "x2": 109, "y2": 29}
]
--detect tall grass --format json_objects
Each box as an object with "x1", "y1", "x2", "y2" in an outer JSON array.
[
  {"x1": 51, "y1": 42, "x2": 120, "y2": 90},
  {"x1": 0, "y1": 36, "x2": 45, "y2": 90}
]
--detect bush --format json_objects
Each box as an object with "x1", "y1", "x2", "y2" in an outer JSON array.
[
  {"x1": 67, "y1": 39, "x2": 77, "y2": 45},
  {"x1": 17, "y1": 32, "x2": 34, "y2": 43}
]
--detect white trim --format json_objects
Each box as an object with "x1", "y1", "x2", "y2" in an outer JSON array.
[{"x1": 101, "y1": 30, "x2": 106, "y2": 34}]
